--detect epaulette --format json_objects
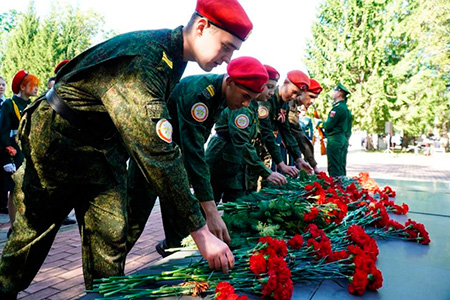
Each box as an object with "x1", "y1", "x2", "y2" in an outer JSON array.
[{"x1": 201, "y1": 84, "x2": 215, "y2": 100}]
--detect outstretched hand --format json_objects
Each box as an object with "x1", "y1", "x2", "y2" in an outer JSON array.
[
  {"x1": 201, "y1": 201, "x2": 231, "y2": 244},
  {"x1": 191, "y1": 225, "x2": 235, "y2": 274}
]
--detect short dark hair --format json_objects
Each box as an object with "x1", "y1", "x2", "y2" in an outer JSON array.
[{"x1": 47, "y1": 77, "x2": 56, "y2": 84}]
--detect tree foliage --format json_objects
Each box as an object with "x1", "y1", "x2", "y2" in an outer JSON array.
[
  {"x1": 305, "y1": 0, "x2": 450, "y2": 139},
  {"x1": 0, "y1": 1, "x2": 109, "y2": 95}
]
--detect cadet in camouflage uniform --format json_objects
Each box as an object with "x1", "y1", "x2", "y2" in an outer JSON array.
[
  {"x1": 322, "y1": 83, "x2": 352, "y2": 177},
  {"x1": 248, "y1": 65, "x2": 299, "y2": 192},
  {"x1": 127, "y1": 57, "x2": 270, "y2": 255},
  {"x1": 287, "y1": 79, "x2": 323, "y2": 173},
  {"x1": 206, "y1": 61, "x2": 287, "y2": 203},
  {"x1": 258, "y1": 71, "x2": 313, "y2": 174},
  {"x1": 0, "y1": 0, "x2": 253, "y2": 296}
]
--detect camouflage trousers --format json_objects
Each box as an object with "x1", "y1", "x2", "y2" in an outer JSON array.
[
  {"x1": 0, "y1": 99, "x2": 129, "y2": 294},
  {"x1": 126, "y1": 159, "x2": 204, "y2": 251}
]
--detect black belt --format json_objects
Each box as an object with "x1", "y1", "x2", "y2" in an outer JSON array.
[{"x1": 45, "y1": 88, "x2": 84, "y2": 128}]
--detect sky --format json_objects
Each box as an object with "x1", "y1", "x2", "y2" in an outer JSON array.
[{"x1": 2, "y1": 0, "x2": 321, "y2": 78}]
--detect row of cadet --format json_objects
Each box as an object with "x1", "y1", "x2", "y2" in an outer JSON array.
[
  {"x1": 0, "y1": 0, "x2": 351, "y2": 298},
  {"x1": 0, "y1": 63, "x2": 76, "y2": 239}
]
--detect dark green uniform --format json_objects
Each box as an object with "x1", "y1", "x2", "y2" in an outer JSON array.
[
  {"x1": 127, "y1": 74, "x2": 227, "y2": 250},
  {"x1": 246, "y1": 100, "x2": 284, "y2": 191},
  {"x1": 0, "y1": 26, "x2": 205, "y2": 295},
  {"x1": 0, "y1": 96, "x2": 30, "y2": 191},
  {"x1": 259, "y1": 87, "x2": 302, "y2": 163},
  {"x1": 323, "y1": 100, "x2": 352, "y2": 177},
  {"x1": 287, "y1": 100, "x2": 317, "y2": 168},
  {"x1": 206, "y1": 99, "x2": 271, "y2": 202}
]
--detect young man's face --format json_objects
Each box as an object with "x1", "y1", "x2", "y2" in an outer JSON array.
[
  {"x1": 225, "y1": 78, "x2": 259, "y2": 110},
  {"x1": 299, "y1": 91, "x2": 318, "y2": 109},
  {"x1": 0, "y1": 79, "x2": 6, "y2": 97},
  {"x1": 280, "y1": 81, "x2": 302, "y2": 102},
  {"x1": 256, "y1": 79, "x2": 277, "y2": 101},
  {"x1": 194, "y1": 20, "x2": 243, "y2": 72}
]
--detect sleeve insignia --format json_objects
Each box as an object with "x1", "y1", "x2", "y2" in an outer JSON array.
[
  {"x1": 330, "y1": 111, "x2": 336, "y2": 117},
  {"x1": 235, "y1": 114, "x2": 250, "y2": 129},
  {"x1": 191, "y1": 102, "x2": 209, "y2": 122},
  {"x1": 156, "y1": 119, "x2": 173, "y2": 143},
  {"x1": 258, "y1": 105, "x2": 269, "y2": 119}
]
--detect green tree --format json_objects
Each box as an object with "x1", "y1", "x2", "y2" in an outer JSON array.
[
  {"x1": 0, "y1": 0, "x2": 108, "y2": 95},
  {"x1": 0, "y1": 10, "x2": 20, "y2": 69},
  {"x1": 1, "y1": 2, "x2": 39, "y2": 92},
  {"x1": 305, "y1": 0, "x2": 449, "y2": 145}
]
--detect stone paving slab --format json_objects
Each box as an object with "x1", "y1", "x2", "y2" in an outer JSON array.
[{"x1": 0, "y1": 151, "x2": 449, "y2": 299}]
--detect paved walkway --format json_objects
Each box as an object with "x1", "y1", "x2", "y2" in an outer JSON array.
[{"x1": 0, "y1": 150, "x2": 449, "y2": 299}]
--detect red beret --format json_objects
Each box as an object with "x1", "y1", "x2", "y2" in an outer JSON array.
[
  {"x1": 11, "y1": 70, "x2": 28, "y2": 94},
  {"x1": 287, "y1": 70, "x2": 310, "y2": 91},
  {"x1": 227, "y1": 56, "x2": 268, "y2": 93},
  {"x1": 196, "y1": 0, "x2": 253, "y2": 41},
  {"x1": 264, "y1": 64, "x2": 280, "y2": 81},
  {"x1": 54, "y1": 59, "x2": 70, "y2": 74},
  {"x1": 308, "y1": 79, "x2": 323, "y2": 94}
]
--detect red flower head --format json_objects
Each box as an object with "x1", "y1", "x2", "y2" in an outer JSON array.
[
  {"x1": 348, "y1": 269, "x2": 368, "y2": 295},
  {"x1": 215, "y1": 282, "x2": 235, "y2": 300},
  {"x1": 288, "y1": 234, "x2": 304, "y2": 250},
  {"x1": 303, "y1": 206, "x2": 319, "y2": 222},
  {"x1": 249, "y1": 253, "x2": 267, "y2": 275}
]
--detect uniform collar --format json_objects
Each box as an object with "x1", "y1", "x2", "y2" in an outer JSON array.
[{"x1": 170, "y1": 26, "x2": 187, "y2": 72}]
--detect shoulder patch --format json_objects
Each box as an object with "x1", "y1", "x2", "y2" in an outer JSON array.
[
  {"x1": 156, "y1": 119, "x2": 172, "y2": 143},
  {"x1": 330, "y1": 111, "x2": 336, "y2": 117},
  {"x1": 161, "y1": 51, "x2": 173, "y2": 69},
  {"x1": 258, "y1": 105, "x2": 269, "y2": 119},
  {"x1": 235, "y1": 114, "x2": 249, "y2": 129},
  {"x1": 191, "y1": 102, "x2": 209, "y2": 122}
]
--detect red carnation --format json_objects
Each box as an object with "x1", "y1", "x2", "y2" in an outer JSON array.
[
  {"x1": 303, "y1": 207, "x2": 319, "y2": 222},
  {"x1": 215, "y1": 282, "x2": 235, "y2": 300},
  {"x1": 288, "y1": 234, "x2": 304, "y2": 250},
  {"x1": 249, "y1": 254, "x2": 267, "y2": 275},
  {"x1": 348, "y1": 269, "x2": 368, "y2": 295}
]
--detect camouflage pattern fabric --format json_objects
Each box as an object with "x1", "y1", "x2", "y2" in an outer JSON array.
[{"x1": 0, "y1": 26, "x2": 205, "y2": 295}]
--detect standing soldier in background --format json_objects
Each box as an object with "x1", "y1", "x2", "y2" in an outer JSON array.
[
  {"x1": 248, "y1": 65, "x2": 299, "y2": 192},
  {"x1": 0, "y1": 0, "x2": 253, "y2": 297},
  {"x1": 288, "y1": 79, "x2": 323, "y2": 173},
  {"x1": 0, "y1": 71, "x2": 39, "y2": 239},
  {"x1": 258, "y1": 70, "x2": 313, "y2": 174},
  {"x1": 206, "y1": 60, "x2": 287, "y2": 203},
  {"x1": 320, "y1": 83, "x2": 352, "y2": 177},
  {"x1": 127, "y1": 57, "x2": 271, "y2": 257}
]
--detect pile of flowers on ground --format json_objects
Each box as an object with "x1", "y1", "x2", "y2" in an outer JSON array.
[{"x1": 89, "y1": 172, "x2": 430, "y2": 299}]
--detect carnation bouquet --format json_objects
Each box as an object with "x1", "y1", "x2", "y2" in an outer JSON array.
[{"x1": 89, "y1": 172, "x2": 430, "y2": 299}]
